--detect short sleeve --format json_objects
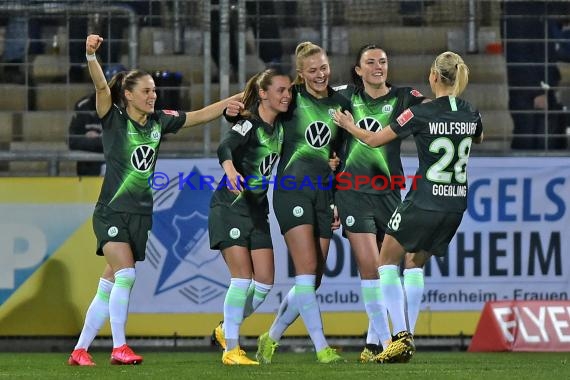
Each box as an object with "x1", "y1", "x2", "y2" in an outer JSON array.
[
  {"x1": 390, "y1": 107, "x2": 416, "y2": 139},
  {"x1": 158, "y1": 110, "x2": 187, "y2": 134}
]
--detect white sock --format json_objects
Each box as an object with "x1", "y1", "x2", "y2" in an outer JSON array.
[
  {"x1": 404, "y1": 268, "x2": 424, "y2": 335},
  {"x1": 268, "y1": 288, "x2": 298, "y2": 342},
  {"x1": 243, "y1": 281, "x2": 272, "y2": 318},
  {"x1": 75, "y1": 278, "x2": 113, "y2": 350},
  {"x1": 361, "y1": 279, "x2": 391, "y2": 347},
  {"x1": 293, "y1": 275, "x2": 328, "y2": 352},
  {"x1": 379, "y1": 265, "x2": 407, "y2": 334},
  {"x1": 109, "y1": 268, "x2": 135, "y2": 348},
  {"x1": 366, "y1": 321, "x2": 379, "y2": 345},
  {"x1": 223, "y1": 278, "x2": 251, "y2": 351}
]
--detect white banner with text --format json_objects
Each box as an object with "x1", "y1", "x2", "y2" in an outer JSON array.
[{"x1": 130, "y1": 157, "x2": 570, "y2": 313}]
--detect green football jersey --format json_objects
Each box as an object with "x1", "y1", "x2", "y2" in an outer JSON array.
[
  {"x1": 97, "y1": 105, "x2": 186, "y2": 214},
  {"x1": 335, "y1": 84, "x2": 425, "y2": 194},
  {"x1": 212, "y1": 115, "x2": 283, "y2": 216},
  {"x1": 276, "y1": 84, "x2": 351, "y2": 183},
  {"x1": 390, "y1": 96, "x2": 483, "y2": 212}
]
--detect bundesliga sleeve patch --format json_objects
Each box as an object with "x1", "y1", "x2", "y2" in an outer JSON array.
[
  {"x1": 231, "y1": 120, "x2": 253, "y2": 136},
  {"x1": 410, "y1": 89, "x2": 423, "y2": 97},
  {"x1": 163, "y1": 110, "x2": 179, "y2": 117},
  {"x1": 396, "y1": 108, "x2": 414, "y2": 126}
]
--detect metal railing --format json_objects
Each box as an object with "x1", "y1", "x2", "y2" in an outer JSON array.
[
  {"x1": 1, "y1": 0, "x2": 568, "y2": 176},
  {"x1": 0, "y1": 2, "x2": 139, "y2": 69}
]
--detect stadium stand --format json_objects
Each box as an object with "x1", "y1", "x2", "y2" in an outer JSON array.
[{"x1": 0, "y1": 0, "x2": 566, "y2": 177}]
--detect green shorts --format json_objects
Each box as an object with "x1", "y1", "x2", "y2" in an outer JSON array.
[
  {"x1": 386, "y1": 200, "x2": 464, "y2": 257},
  {"x1": 272, "y1": 188, "x2": 334, "y2": 238},
  {"x1": 92, "y1": 203, "x2": 152, "y2": 262},
  {"x1": 208, "y1": 205, "x2": 273, "y2": 251},
  {"x1": 336, "y1": 190, "x2": 400, "y2": 235}
]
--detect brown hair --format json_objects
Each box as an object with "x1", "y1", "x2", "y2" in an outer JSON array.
[
  {"x1": 107, "y1": 69, "x2": 152, "y2": 106},
  {"x1": 240, "y1": 68, "x2": 290, "y2": 118}
]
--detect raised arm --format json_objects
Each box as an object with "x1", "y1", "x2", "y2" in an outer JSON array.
[
  {"x1": 333, "y1": 109, "x2": 398, "y2": 148},
  {"x1": 85, "y1": 34, "x2": 112, "y2": 118},
  {"x1": 182, "y1": 92, "x2": 245, "y2": 129}
]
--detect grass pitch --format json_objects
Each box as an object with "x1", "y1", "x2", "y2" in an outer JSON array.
[{"x1": 0, "y1": 351, "x2": 568, "y2": 379}]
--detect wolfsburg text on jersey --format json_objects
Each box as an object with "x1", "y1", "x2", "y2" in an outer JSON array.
[{"x1": 429, "y1": 122, "x2": 478, "y2": 135}]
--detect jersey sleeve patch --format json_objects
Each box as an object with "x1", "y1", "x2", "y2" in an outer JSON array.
[
  {"x1": 396, "y1": 108, "x2": 414, "y2": 126},
  {"x1": 333, "y1": 84, "x2": 348, "y2": 91},
  {"x1": 231, "y1": 120, "x2": 253, "y2": 136},
  {"x1": 410, "y1": 89, "x2": 423, "y2": 97},
  {"x1": 163, "y1": 109, "x2": 179, "y2": 117}
]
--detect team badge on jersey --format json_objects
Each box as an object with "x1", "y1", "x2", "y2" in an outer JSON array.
[
  {"x1": 108, "y1": 226, "x2": 119, "y2": 237},
  {"x1": 396, "y1": 108, "x2": 414, "y2": 127},
  {"x1": 232, "y1": 120, "x2": 253, "y2": 136},
  {"x1": 328, "y1": 108, "x2": 337, "y2": 119},
  {"x1": 163, "y1": 110, "x2": 179, "y2": 117},
  {"x1": 150, "y1": 129, "x2": 161, "y2": 141},
  {"x1": 410, "y1": 89, "x2": 423, "y2": 98},
  {"x1": 229, "y1": 228, "x2": 241, "y2": 239},
  {"x1": 382, "y1": 104, "x2": 393, "y2": 113}
]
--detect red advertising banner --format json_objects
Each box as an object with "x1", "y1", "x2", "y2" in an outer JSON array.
[{"x1": 469, "y1": 301, "x2": 570, "y2": 352}]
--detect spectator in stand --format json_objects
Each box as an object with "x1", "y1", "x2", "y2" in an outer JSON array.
[
  {"x1": 68, "y1": 65, "x2": 126, "y2": 176},
  {"x1": 502, "y1": 0, "x2": 570, "y2": 150},
  {"x1": 1, "y1": 0, "x2": 46, "y2": 84},
  {"x1": 68, "y1": 92, "x2": 104, "y2": 175}
]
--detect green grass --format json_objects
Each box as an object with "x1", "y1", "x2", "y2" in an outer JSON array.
[{"x1": 0, "y1": 351, "x2": 568, "y2": 379}]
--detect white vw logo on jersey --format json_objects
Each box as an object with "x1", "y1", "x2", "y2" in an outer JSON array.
[
  {"x1": 259, "y1": 153, "x2": 279, "y2": 177},
  {"x1": 305, "y1": 121, "x2": 331, "y2": 148},
  {"x1": 358, "y1": 117, "x2": 382, "y2": 132},
  {"x1": 356, "y1": 117, "x2": 382, "y2": 146},
  {"x1": 131, "y1": 144, "x2": 156, "y2": 172}
]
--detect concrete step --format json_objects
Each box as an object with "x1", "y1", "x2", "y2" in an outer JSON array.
[
  {"x1": 132, "y1": 54, "x2": 266, "y2": 85},
  {"x1": 34, "y1": 84, "x2": 92, "y2": 111},
  {"x1": 327, "y1": 53, "x2": 506, "y2": 86},
  {"x1": 183, "y1": 83, "x2": 244, "y2": 109},
  {"x1": 32, "y1": 55, "x2": 67, "y2": 82},
  {"x1": 0, "y1": 85, "x2": 29, "y2": 111},
  {"x1": 395, "y1": 82, "x2": 508, "y2": 111},
  {"x1": 559, "y1": 62, "x2": 570, "y2": 106},
  {"x1": 392, "y1": 53, "x2": 506, "y2": 84},
  {"x1": 9, "y1": 141, "x2": 74, "y2": 176},
  {"x1": 480, "y1": 110, "x2": 513, "y2": 139},
  {"x1": 347, "y1": 24, "x2": 501, "y2": 55},
  {"x1": 20, "y1": 111, "x2": 71, "y2": 142},
  {"x1": 0, "y1": 112, "x2": 14, "y2": 143}
]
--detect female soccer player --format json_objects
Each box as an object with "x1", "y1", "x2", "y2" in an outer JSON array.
[
  {"x1": 209, "y1": 69, "x2": 292, "y2": 365},
  {"x1": 334, "y1": 51, "x2": 483, "y2": 363},
  {"x1": 334, "y1": 44, "x2": 426, "y2": 362},
  {"x1": 255, "y1": 41, "x2": 351, "y2": 365},
  {"x1": 67, "y1": 34, "x2": 243, "y2": 366}
]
